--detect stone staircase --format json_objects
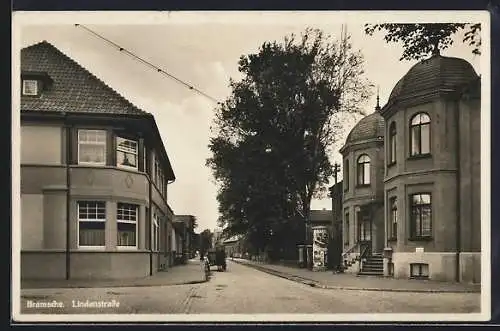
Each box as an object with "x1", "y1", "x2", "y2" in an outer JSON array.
[{"x1": 358, "y1": 253, "x2": 384, "y2": 276}]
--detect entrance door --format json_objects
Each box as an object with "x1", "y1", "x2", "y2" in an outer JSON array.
[{"x1": 357, "y1": 211, "x2": 372, "y2": 256}]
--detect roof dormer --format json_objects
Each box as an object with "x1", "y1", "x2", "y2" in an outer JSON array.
[{"x1": 21, "y1": 71, "x2": 53, "y2": 97}]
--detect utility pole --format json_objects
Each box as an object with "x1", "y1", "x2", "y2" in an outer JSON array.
[{"x1": 333, "y1": 162, "x2": 340, "y2": 185}]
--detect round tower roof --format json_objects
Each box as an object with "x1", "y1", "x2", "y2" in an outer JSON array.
[
  {"x1": 345, "y1": 111, "x2": 385, "y2": 146},
  {"x1": 387, "y1": 54, "x2": 479, "y2": 105}
]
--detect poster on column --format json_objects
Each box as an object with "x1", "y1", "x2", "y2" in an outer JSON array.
[{"x1": 312, "y1": 226, "x2": 328, "y2": 271}]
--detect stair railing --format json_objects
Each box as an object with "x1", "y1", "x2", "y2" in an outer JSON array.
[
  {"x1": 342, "y1": 241, "x2": 361, "y2": 269},
  {"x1": 359, "y1": 242, "x2": 371, "y2": 270},
  {"x1": 360, "y1": 242, "x2": 371, "y2": 259}
]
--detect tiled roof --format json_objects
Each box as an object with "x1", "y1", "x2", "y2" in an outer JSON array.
[
  {"x1": 388, "y1": 54, "x2": 479, "y2": 104},
  {"x1": 20, "y1": 41, "x2": 148, "y2": 116},
  {"x1": 345, "y1": 111, "x2": 385, "y2": 145}
]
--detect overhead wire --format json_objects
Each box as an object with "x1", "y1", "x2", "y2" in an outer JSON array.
[{"x1": 75, "y1": 24, "x2": 222, "y2": 105}]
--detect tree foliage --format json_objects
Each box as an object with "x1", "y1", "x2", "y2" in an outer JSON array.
[
  {"x1": 364, "y1": 23, "x2": 481, "y2": 61},
  {"x1": 207, "y1": 28, "x2": 372, "y2": 256}
]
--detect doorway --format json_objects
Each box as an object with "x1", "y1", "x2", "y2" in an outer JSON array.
[{"x1": 357, "y1": 210, "x2": 372, "y2": 256}]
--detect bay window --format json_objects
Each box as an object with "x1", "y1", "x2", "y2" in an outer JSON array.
[
  {"x1": 78, "y1": 201, "x2": 106, "y2": 248},
  {"x1": 116, "y1": 137, "x2": 138, "y2": 170},
  {"x1": 117, "y1": 203, "x2": 138, "y2": 248},
  {"x1": 410, "y1": 193, "x2": 432, "y2": 238},
  {"x1": 389, "y1": 122, "x2": 396, "y2": 164},
  {"x1": 410, "y1": 113, "x2": 431, "y2": 156},
  {"x1": 357, "y1": 154, "x2": 371, "y2": 186},
  {"x1": 389, "y1": 197, "x2": 398, "y2": 240},
  {"x1": 78, "y1": 129, "x2": 107, "y2": 165}
]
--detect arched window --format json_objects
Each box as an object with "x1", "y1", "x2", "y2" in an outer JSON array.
[
  {"x1": 389, "y1": 122, "x2": 397, "y2": 164},
  {"x1": 357, "y1": 154, "x2": 370, "y2": 186},
  {"x1": 410, "y1": 113, "x2": 431, "y2": 156}
]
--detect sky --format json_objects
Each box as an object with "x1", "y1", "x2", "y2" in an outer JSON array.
[{"x1": 14, "y1": 11, "x2": 484, "y2": 232}]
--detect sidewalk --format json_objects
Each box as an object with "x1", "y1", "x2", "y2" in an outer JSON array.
[
  {"x1": 21, "y1": 259, "x2": 208, "y2": 289},
  {"x1": 232, "y1": 258, "x2": 481, "y2": 293}
]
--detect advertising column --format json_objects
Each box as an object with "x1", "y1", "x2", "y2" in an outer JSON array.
[{"x1": 312, "y1": 226, "x2": 329, "y2": 271}]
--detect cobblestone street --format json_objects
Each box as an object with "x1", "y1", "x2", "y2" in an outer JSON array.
[{"x1": 18, "y1": 260, "x2": 481, "y2": 317}]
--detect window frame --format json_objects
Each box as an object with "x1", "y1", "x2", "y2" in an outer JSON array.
[
  {"x1": 410, "y1": 263, "x2": 430, "y2": 279},
  {"x1": 77, "y1": 201, "x2": 106, "y2": 249},
  {"x1": 343, "y1": 159, "x2": 349, "y2": 192},
  {"x1": 388, "y1": 122, "x2": 397, "y2": 165},
  {"x1": 116, "y1": 202, "x2": 138, "y2": 249},
  {"x1": 344, "y1": 211, "x2": 350, "y2": 246},
  {"x1": 143, "y1": 145, "x2": 147, "y2": 174},
  {"x1": 409, "y1": 112, "x2": 431, "y2": 158},
  {"x1": 356, "y1": 154, "x2": 371, "y2": 187},
  {"x1": 22, "y1": 79, "x2": 39, "y2": 96},
  {"x1": 409, "y1": 192, "x2": 433, "y2": 240},
  {"x1": 77, "y1": 129, "x2": 107, "y2": 166},
  {"x1": 154, "y1": 153, "x2": 166, "y2": 197},
  {"x1": 388, "y1": 197, "x2": 398, "y2": 241},
  {"x1": 116, "y1": 136, "x2": 139, "y2": 171},
  {"x1": 152, "y1": 213, "x2": 160, "y2": 252}
]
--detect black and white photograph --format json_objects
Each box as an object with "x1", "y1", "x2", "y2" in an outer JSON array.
[{"x1": 11, "y1": 10, "x2": 491, "y2": 322}]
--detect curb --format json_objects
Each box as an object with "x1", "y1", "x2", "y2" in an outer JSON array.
[
  {"x1": 21, "y1": 279, "x2": 208, "y2": 290},
  {"x1": 21, "y1": 274, "x2": 208, "y2": 290},
  {"x1": 233, "y1": 260, "x2": 480, "y2": 294}
]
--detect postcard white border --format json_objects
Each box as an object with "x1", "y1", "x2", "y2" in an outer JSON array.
[{"x1": 11, "y1": 10, "x2": 491, "y2": 323}]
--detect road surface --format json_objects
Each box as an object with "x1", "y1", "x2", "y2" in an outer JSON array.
[{"x1": 19, "y1": 260, "x2": 480, "y2": 315}]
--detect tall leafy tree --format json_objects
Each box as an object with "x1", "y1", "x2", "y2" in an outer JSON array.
[
  {"x1": 364, "y1": 23, "x2": 481, "y2": 61},
  {"x1": 207, "y1": 28, "x2": 372, "y2": 255}
]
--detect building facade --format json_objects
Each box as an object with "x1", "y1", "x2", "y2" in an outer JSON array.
[
  {"x1": 339, "y1": 54, "x2": 481, "y2": 283},
  {"x1": 20, "y1": 41, "x2": 176, "y2": 280},
  {"x1": 174, "y1": 215, "x2": 196, "y2": 259}
]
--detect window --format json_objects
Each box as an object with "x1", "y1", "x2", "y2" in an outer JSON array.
[
  {"x1": 410, "y1": 263, "x2": 429, "y2": 278},
  {"x1": 143, "y1": 146, "x2": 147, "y2": 173},
  {"x1": 410, "y1": 113, "x2": 431, "y2": 156},
  {"x1": 410, "y1": 193, "x2": 432, "y2": 238},
  {"x1": 78, "y1": 129, "x2": 107, "y2": 165},
  {"x1": 78, "y1": 201, "x2": 106, "y2": 248},
  {"x1": 344, "y1": 159, "x2": 349, "y2": 191},
  {"x1": 117, "y1": 203, "x2": 138, "y2": 248},
  {"x1": 154, "y1": 153, "x2": 165, "y2": 196},
  {"x1": 357, "y1": 154, "x2": 371, "y2": 186},
  {"x1": 389, "y1": 197, "x2": 398, "y2": 240},
  {"x1": 389, "y1": 122, "x2": 397, "y2": 164},
  {"x1": 344, "y1": 212, "x2": 350, "y2": 246},
  {"x1": 22, "y1": 79, "x2": 38, "y2": 96},
  {"x1": 152, "y1": 213, "x2": 160, "y2": 251},
  {"x1": 116, "y1": 137, "x2": 138, "y2": 170}
]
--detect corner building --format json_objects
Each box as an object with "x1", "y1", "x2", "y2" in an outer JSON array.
[
  {"x1": 341, "y1": 54, "x2": 481, "y2": 283},
  {"x1": 20, "y1": 41, "x2": 177, "y2": 280}
]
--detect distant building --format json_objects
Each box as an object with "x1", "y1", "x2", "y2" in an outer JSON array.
[
  {"x1": 20, "y1": 41, "x2": 176, "y2": 280},
  {"x1": 222, "y1": 235, "x2": 244, "y2": 257},
  {"x1": 173, "y1": 215, "x2": 196, "y2": 261}
]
